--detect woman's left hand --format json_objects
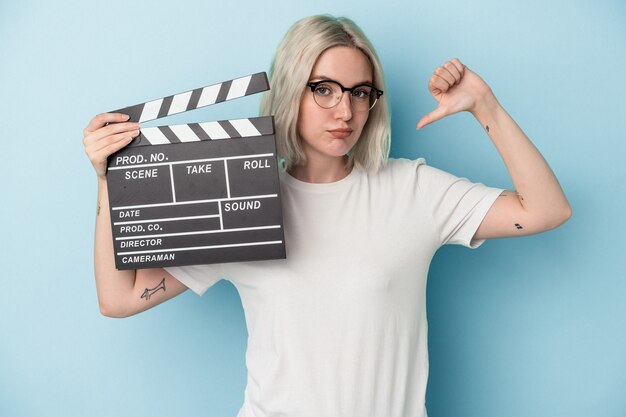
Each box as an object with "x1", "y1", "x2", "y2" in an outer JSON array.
[{"x1": 417, "y1": 58, "x2": 495, "y2": 129}]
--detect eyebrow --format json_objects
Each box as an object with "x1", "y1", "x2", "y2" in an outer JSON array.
[{"x1": 310, "y1": 75, "x2": 373, "y2": 85}]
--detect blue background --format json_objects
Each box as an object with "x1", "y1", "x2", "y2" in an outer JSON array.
[{"x1": 1, "y1": 1, "x2": 624, "y2": 416}]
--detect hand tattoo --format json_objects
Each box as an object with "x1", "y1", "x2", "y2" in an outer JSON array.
[
  {"x1": 485, "y1": 125, "x2": 490, "y2": 133},
  {"x1": 515, "y1": 223, "x2": 523, "y2": 230}
]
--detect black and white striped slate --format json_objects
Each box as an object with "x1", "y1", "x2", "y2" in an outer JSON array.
[
  {"x1": 127, "y1": 116, "x2": 274, "y2": 147},
  {"x1": 111, "y1": 72, "x2": 269, "y2": 123}
]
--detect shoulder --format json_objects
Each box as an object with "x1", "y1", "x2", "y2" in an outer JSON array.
[
  {"x1": 372, "y1": 157, "x2": 428, "y2": 181},
  {"x1": 357, "y1": 157, "x2": 430, "y2": 196},
  {"x1": 369, "y1": 157, "x2": 471, "y2": 195},
  {"x1": 380, "y1": 158, "x2": 426, "y2": 175},
  {"x1": 385, "y1": 157, "x2": 470, "y2": 183}
]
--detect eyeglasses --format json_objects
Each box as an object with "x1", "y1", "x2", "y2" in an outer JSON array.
[{"x1": 305, "y1": 79, "x2": 383, "y2": 112}]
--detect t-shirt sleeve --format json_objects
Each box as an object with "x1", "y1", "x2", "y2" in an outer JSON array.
[
  {"x1": 415, "y1": 159, "x2": 504, "y2": 249},
  {"x1": 164, "y1": 264, "x2": 224, "y2": 296}
]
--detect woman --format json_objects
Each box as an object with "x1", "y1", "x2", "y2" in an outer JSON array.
[{"x1": 83, "y1": 14, "x2": 571, "y2": 417}]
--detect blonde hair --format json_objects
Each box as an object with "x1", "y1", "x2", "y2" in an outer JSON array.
[{"x1": 260, "y1": 14, "x2": 391, "y2": 172}]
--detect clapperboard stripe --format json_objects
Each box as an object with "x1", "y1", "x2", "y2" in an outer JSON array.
[
  {"x1": 159, "y1": 126, "x2": 182, "y2": 144},
  {"x1": 197, "y1": 85, "x2": 221, "y2": 108},
  {"x1": 199, "y1": 121, "x2": 230, "y2": 140},
  {"x1": 217, "y1": 80, "x2": 233, "y2": 103},
  {"x1": 248, "y1": 116, "x2": 273, "y2": 136},
  {"x1": 230, "y1": 119, "x2": 263, "y2": 137},
  {"x1": 218, "y1": 120, "x2": 242, "y2": 139},
  {"x1": 170, "y1": 124, "x2": 201, "y2": 142},
  {"x1": 187, "y1": 123, "x2": 210, "y2": 141},
  {"x1": 138, "y1": 116, "x2": 271, "y2": 145},
  {"x1": 156, "y1": 95, "x2": 173, "y2": 119},
  {"x1": 112, "y1": 72, "x2": 269, "y2": 124}
]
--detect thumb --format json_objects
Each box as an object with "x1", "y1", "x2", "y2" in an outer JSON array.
[{"x1": 416, "y1": 106, "x2": 448, "y2": 130}]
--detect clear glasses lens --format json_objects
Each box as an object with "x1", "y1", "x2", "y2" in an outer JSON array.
[{"x1": 312, "y1": 81, "x2": 377, "y2": 112}]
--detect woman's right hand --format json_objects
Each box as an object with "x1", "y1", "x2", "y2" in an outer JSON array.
[{"x1": 83, "y1": 113, "x2": 141, "y2": 179}]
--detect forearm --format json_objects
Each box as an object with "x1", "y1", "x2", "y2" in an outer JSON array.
[
  {"x1": 94, "y1": 178, "x2": 136, "y2": 315},
  {"x1": 84, "y1": 113, "x2": 182, "y2": 317},
  {"x1": 471, "y1": 94, "x2": 571, "y2": 225}
]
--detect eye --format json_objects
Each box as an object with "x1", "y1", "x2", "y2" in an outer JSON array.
[
  {"x1": 314, "y1": 84, "x2": 333, "y2": 96},
  {"x1": 352, "y1": 88, "x2": 371, "y2": 99}
]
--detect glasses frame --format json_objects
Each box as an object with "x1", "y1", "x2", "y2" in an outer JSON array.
[{"x1": 305, "y1": 79, "x2": 384, "y2": 112}]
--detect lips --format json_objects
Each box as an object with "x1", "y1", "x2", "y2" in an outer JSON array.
[{"x1": 328, "y1": 128, "x2": 353, "y2": 139}]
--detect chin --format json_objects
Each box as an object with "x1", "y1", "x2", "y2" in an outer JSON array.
[
  {"x1": 330, "y1": 137, "x2": 358, "y2": 151},
  {"x1": 326, "y1": 144, "x2": 355, "y2": 158}
]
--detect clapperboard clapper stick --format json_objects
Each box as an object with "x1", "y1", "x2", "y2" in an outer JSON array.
[{"x1": 106, "y1": 72, "x2": 286, "y2": 270}]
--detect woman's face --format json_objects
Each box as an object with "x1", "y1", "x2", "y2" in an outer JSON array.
[{"x1": 297, "y1": 46, "x2": 372, "y2": 163}]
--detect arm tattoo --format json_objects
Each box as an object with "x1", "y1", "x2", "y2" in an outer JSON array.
[
  {"x1": 485, "y1": 125, "x2": 490, "y2": 133},
  {"x1": 97, "y1": 202, "x2": 101, "y2": 216},
  {"x1": 141, "y1": 278, "x2": 166, "y2": 301},
  {"x1": 499, "y1": 191, "x2": 524, "y2": 201},
  {"x1": 515, "y1": 223, "x2": 523, "y2": 230}
]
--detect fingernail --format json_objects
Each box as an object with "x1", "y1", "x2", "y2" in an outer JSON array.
[
  {"x1": 133, "y1": 130, "x2": 140, "y2": 136},
  {"x1": 123, "y1": 114, "x2": 130, "y2": 120}
]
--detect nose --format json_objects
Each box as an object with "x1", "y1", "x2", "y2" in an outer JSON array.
[{"x1": 334, "y1": 91, "x2": 353, "y2": 121}]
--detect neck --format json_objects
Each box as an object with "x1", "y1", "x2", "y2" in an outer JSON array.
[{"x1": 288, "y1": 155, "x2": 352, "y2": 183}]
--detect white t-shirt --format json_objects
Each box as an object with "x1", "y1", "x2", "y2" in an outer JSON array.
[{"x1": 165, "y1": 157, "x2": 504, "y2": 417}]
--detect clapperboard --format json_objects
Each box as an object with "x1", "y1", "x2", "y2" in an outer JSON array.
[{"x1": 106, "y1": 72, "x2": 285, "y2": 270}]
